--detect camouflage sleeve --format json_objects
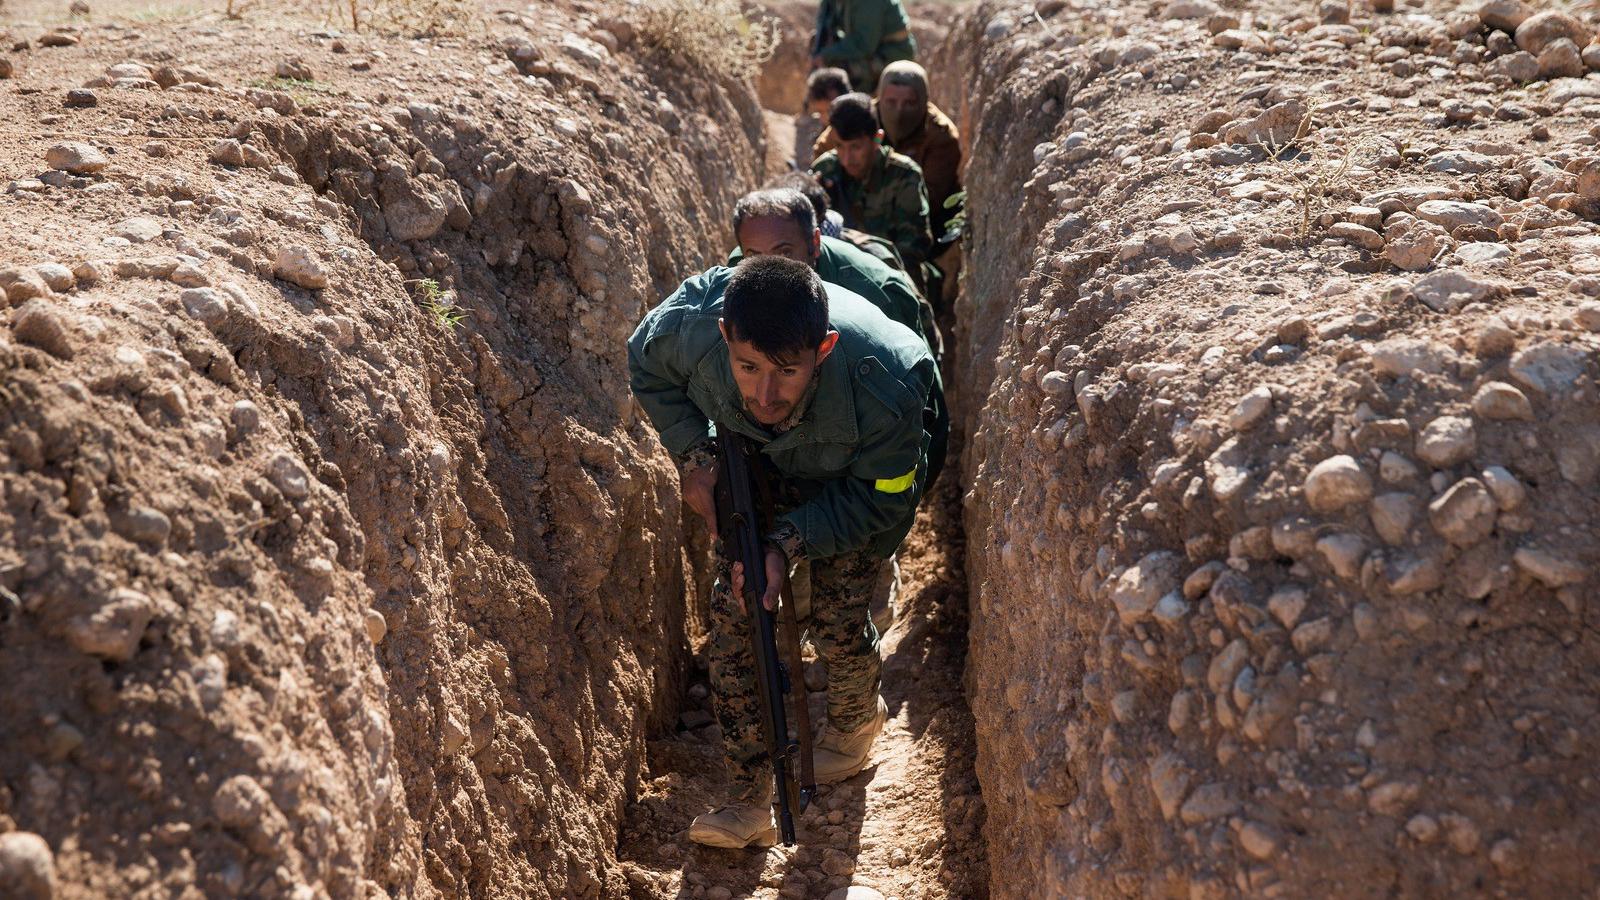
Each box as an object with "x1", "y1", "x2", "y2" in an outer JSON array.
[
  {"x1": 889, "y1": 170, "x2": 932, "y2": 268},
  {"x1": 765, "y1": 519, "x2": 806, "y2": 563},
  {"x1": 678, "y1": 438, "x2": 717, "y2": 477}
]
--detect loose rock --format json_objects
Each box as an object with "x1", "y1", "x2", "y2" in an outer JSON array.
[
  {"x1": 1514, "y1": 547, "x2": 1585, "y2": 587},
  {"x1": 209, "y1": 139, "x2": 246, "y2": 167},
  {"x1": 180, "y1": 287, "x2": 229, "y2": 327},
  {"x1": 1428, "y1": 478, "x2": 1497, "y2": 546},
  {"x1": 1478, "y1": 0, "x2": 1531, "y2": 32},
  {"x1": 65, "y1": 587, "x2": 155, "y2": 661},
  {"x1": 1514, "y1": 10, "x2": 1588, "y2": 55},
  {"x1": 0, "y1": 832, "x2": 56, "y2": 900},
  {"x1": 1471, "y1": 381, "x2": 1532, "y2": 420},
  {"x1": 2, "y1": 267, "x2": 53, "y2": 303},
  {"x1": 13, "y1": 300, "x2": 76, "y2": 359},
  {"x1": 1415, "y1": 416, "x2": 1476, "y2": 468},
  {"x1": 1370, "y1": 492, "x2": 1418, "y2": 545},
  {"x1": 1228, "y1": 386, "x2": 1274, "y2": 431},
  {"x1": 1304, "y1": 455, "x2": 1373, "y2": 512},
  {"x1": 274, "y1": 245, "x2": 329, "y2": 289},
  {"x1": 44, "y1": 141, "x2": 107, "y2": 175},
  {"x1": 1413, "y1": 269, "x2": 1498, "y2": 313}
]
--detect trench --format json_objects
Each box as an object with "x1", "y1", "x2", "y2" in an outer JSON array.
[
  {"x1": 0, "y1": 3, "x2": 1001, "y2": 898},
  {"x1": 612, "y1": 66, "x2": 990, "y2": 900}
]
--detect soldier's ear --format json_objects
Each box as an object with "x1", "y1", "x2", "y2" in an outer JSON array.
[
  {"x1": 810, "y1": 228, "x2": 822, "y2": 259},
  {"x1": 815, "y1": 330, "x2": 841, "y2": 364}
]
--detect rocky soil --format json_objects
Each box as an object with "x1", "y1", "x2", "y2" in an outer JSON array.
[
  {"x1": 950, "y1": 0, "x2": 1600, "y2": 895},
  {"x1": 0, "y1": 2, "x2": 764, "y2": 897}
]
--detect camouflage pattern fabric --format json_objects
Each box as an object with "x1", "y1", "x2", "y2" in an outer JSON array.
[
  {"x1": 811, "y1": 147, "x2": 933, "y2": 270},
  {"x1": 706, "y1": 481, "x2": 884, "y2": 804}
]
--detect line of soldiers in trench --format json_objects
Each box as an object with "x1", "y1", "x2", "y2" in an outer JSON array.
[{"x1": 626, "y1": 0, "x2": 960, "y2": 850}]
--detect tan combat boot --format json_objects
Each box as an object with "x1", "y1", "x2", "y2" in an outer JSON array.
[
  {"x1": 688, "y1": 797, "x2": 778, "y2": 849},
  {"x1": 812, "y1": 694, "x2": 888, "y2": 783}
]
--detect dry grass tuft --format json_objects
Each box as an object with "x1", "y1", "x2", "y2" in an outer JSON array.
[
  {"x1": 1258, "y1": 96, "x2": 1389, "y2": 239},
  {"x1": 629, "y1": 0, "x2": 779, "y2": 83}
]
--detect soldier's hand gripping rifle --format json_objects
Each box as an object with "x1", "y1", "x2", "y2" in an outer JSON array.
[{"x1": 714, "y1": 430, "x2": 816, "y2": 845}]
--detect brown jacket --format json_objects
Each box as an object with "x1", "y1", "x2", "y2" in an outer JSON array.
[{"x1": 814, "y1": 102, "x2": 963, "y2": 224}]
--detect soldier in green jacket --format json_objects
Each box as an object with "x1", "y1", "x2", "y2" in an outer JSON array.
[
  {"x1": 628, "y1": 257, "x2": 935, "y2": 848},
  {"x1": 811, "y1": 93, "x2": 933, "y2": 280},
  {"x1": 812, "y1": 0, "x2": 917, "y2": 94},
  {"x1": 728, "y1": 187, "x2": 951, "y2": 634},
  {"x1": 728, "y1": 186, "x2": 946, "y2": 485}
]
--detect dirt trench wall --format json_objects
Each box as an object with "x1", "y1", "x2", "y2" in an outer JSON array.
[
  {"x1": 954, "y1": 1, "x2": 1600, "y2": 897},
  {"x1": 0, "y1": 10, "x2": 760, "y2": 899}
]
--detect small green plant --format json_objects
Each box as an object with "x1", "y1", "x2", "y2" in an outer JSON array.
[
  {"x1": 408, "y1": 278, "x2": 469, "y2": 329},
  {"x1": 630, "y1": 0, "x2": 779, "y2": 83},
  {"x1": 940, "y1": 190, "x2": 968, "y2": 243}
]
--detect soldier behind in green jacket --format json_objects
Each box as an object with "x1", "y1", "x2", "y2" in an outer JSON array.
[
  {"x1": 728, "y1": 185, "x2": 938, "y2": 361},
  {"x1": 812, "y1": 0, "x2": 917, "y2": 94},
  {"x1": 729, "y1": 187, "x2": 951, "y2": 634},
  {"x1": 628, "y1": 257, "x2": 935, "y2": 848},
  {"x1": 811, "y1": 93, "x2": 934, "y2": 287}
]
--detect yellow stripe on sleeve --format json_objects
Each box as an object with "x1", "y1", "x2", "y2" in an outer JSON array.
[{"x1": 874, "y1": 468, "x2": 917, "y2": 494}]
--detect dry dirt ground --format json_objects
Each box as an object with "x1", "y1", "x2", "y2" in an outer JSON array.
[{"x1": 942, "y1": 0, "x2": 1600, "y2": 896}]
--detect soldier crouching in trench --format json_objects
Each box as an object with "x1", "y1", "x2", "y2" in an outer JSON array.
[{"x1": 627, "y1": 256, "x2": 936, "y2": 848}]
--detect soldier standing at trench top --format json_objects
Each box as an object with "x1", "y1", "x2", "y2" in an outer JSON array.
[
  {"x1": 628, "y1": 256, "x2": 936, "y2": 848},
  {"x1": 811, "y1": 0, "x2": 917, "y2": 95},
  {"x1": 811, "y1": 93, "x2": 934, "y2": 289}
]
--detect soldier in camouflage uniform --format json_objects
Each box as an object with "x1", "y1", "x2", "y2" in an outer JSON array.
[
  {"x1": 810, "y1": 93, "x2": 933, "y2": 280},
  {"x1": 628, "y1": 257, "x2": 935, "y2": 849}
]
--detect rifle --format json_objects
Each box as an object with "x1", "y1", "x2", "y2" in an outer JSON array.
[
  {"x1": 811, "y1": 0, "x2": 838, "y2": 60},
  {"x1": 714, "y1": 430, "x2": 815, "y2": 845}
]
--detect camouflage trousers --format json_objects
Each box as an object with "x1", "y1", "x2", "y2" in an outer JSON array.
[{"x1": 707, "y1": 534, "x2": 884, "y2": 805}]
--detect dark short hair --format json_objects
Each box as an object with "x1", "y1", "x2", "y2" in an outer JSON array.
[
  {"x1": 733, "y1": 188, "x2": 816, "y2": 243},
  {"x1": 806, "y1": 67, "x2": 851, "y2": 101},
  {"x1": 724, "y1": 256, "x2": 829, "y2": 361},
  {"x1": 828, "y1": 92, "x2": 878, "y2": 141},
  {"x1": 762, "y1": 171, "x2": 830, "y2": 222}
]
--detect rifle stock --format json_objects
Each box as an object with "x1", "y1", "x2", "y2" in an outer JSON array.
[{"x1": 714, "y1": 430, "x2": 815, "y2": 845}]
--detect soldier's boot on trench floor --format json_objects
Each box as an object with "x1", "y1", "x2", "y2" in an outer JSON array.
[
  {"x1": 812, "y1": 694, "x2": 888, "y2": 783},
  {"x1": 687, "y1": 795, "x2": 778, "y2": 849}
]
